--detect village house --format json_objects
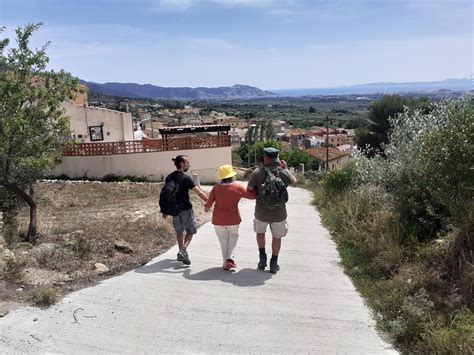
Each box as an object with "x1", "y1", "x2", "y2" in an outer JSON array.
[
  {"x1": 62, "y1": 85, "x2": 134, "y2": 143},
  {"x1": 337, "y1": 144, "x2": 354, "y2": 154},
  {"x1": 303, "y1": 136, "x2": 325, "y2": 149},
  {"x1": 52, "y1": 89, "x2": 232, "y2": 183},
  {"x1": 213, "y1": 115, "x2": 248, "y2": 129},
  {"x1": 327, "y1": 133, "x2": 350, "y2": 147},
  {"x1": 306, "y1": 147, "x2": 350, "y2": 171}
]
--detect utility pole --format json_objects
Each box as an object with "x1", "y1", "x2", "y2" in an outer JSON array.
[
  {"x1": 150, "y1": 116, "x2": 154, "y2": 138},
  {"x1": 246, "y1": 113, "x2": 251, "y2": 168},
  {"x1": 326, "y1": 114, "x2": 330, "y2": 171}
]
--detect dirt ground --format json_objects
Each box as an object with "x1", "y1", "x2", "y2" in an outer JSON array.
[{"x1": 0, "y1": 180, "x2": 211, "y2": 315}]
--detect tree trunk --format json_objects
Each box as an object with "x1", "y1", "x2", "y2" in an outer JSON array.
[
  {"x1": 25, "y1": 184, "x2": 37, "y2": 242},
  {"x1": 2, "y1": 208, "x2": 19, "y2": 245},
  {"x1": 26, "y1": 201, "x2": 37, "y2": 241},
  {"x1": 0, "y1": 182, "x2": 38, "y2": 242}
]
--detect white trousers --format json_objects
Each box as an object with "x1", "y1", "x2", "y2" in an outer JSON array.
[{"x1": 214, "y1": 225, "x2": 240, "y2": 263}]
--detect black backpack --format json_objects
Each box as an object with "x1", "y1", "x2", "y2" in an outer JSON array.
[
  {"x1": 159, "y1": 176, "x2": 182, "y2": 216},
  {"x1": 257, "y1": 166, "x2": 288, "y2": 209}
]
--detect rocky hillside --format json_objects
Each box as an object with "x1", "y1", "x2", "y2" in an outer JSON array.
[{"x1": 81, "y1": 81, "x2": 277, "y2": 100}]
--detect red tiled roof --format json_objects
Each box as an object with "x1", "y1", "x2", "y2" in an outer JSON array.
[{"x1": 305, "y1": 147, "x2": 349, "y2": 162}]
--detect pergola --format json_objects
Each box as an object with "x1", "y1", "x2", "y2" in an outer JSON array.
[{"x1": 158, "y1": 124, "x2": 231, "y2": 139}]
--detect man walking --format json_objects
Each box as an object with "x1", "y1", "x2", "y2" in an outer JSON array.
[
  {"x1": 247, "y1": 148, "x2": 297, "y2": 273},
  {"x1": 161, "y1": 155, "x2": 208, "y2": 265}
]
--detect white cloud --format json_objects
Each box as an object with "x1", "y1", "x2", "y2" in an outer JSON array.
[
  {"x1": 153, "y1": 0, "x2": 275, "y2": 11},
  {"x1": 157, "y1": 0, "x2": 193, "y2": 11}
]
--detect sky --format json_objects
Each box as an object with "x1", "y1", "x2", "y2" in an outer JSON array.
[{"x1": 0, "y1": 0, "x2": 472, "y2": 90}]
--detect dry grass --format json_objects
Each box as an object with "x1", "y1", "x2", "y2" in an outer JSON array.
[
  {"x1": 1, "y1": 180, "x2": 210, "y2": 309},
  {"x1": 29, "y1": 286, "x2": 60, "y2": 307}
]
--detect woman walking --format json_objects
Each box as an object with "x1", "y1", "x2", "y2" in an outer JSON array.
[{"x1": 204, "y1": 165, "x2": 256, "y2": 270}]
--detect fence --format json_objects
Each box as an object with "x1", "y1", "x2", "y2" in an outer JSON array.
[{"x1": 63, "y1": 135, "x2": 231, "y2": 156}]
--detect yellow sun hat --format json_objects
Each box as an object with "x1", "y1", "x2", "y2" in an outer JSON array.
[{"x1": 218, "y1": 164, "x2": 237, "y2": 180}]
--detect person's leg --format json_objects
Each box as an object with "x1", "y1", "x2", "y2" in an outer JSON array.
[
  {"x1": 257, "y1": 233, "x2": 266, "y2": 249},
  {"x1": 269, "y1": 221, "x2": 289, "y2": 274},
  {"x1": 183, "y1": 234, "x2": 193, "y2": 249},
  {"x1": 271, "y1": 237, "x2": 281, "y2": 256},
  {"x1": 180, "y1": 209, "x2": 197, "y2": 264},
  {"x1": 176, "y1": 233, "x2": 184, "y2": 250},
  {"x1": 214, "y1": 226, "x2": 228, "y2": 266},
  {"x1": 172, "y1": 214, "x2": 187, "y2": 262},
  {"x1": 227, "y1": 225, "x2": 240, "y2": 266},
  {"x1": 254, "y1": 218, "x2": 268, "y2": 269}
]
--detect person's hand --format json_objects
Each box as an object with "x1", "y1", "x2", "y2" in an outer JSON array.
[
  {"x1": 280, "y1": 159, "x2": 288, "y2": 169},
  {"x1": 162, "y1": 213, "x2": 168, "y2": 219},
  {"x1": 204, "y1": 207, "x2": 210, "y2": 213}
]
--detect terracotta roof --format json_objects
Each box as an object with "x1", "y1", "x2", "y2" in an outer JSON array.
[{"x1": 305, "y1": 147, "x2": 349, "y2": 162}]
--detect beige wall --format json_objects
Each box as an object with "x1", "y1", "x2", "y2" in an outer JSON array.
[
  {"x1": 62, "y1": 101, "x2": 134, "y2": 143},
  {"x1": 71, "y1": 85, "x2": 89, "y2": 106},
  {"x1": 52, "y1": 147, "x2": 232, "y2": 184},
  {"x1": 329, "y1": 155, "x2": 350, "y2": 171}
]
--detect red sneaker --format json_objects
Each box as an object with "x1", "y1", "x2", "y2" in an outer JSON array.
[{"x1": 224, "y1": 259, "x2": 236, "y2": 270}]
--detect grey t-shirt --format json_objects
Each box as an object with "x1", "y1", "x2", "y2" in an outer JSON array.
[{"x1": 248, "y1": 163, "x2": 296, "y2": 222}]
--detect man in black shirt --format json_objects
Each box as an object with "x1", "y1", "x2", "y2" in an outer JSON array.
[{"x1": 163, "y1": 155, "x2": 208, "y2": 265}]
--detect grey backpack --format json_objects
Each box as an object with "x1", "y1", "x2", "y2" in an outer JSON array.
[{"x1": 257, "y1": 167, "x2": 288, "y2": 209}]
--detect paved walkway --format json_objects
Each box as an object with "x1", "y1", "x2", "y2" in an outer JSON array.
[{"x1": 0, "y1": 187, "x2": 396, "y2": 354}]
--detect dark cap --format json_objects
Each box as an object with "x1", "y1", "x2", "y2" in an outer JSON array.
[
  {"x1": 263, "y1": 147, "x2": 280, "y2": 163},
  {"x1": 263, "y1": 147, "x2": 279, "y2": 157}
]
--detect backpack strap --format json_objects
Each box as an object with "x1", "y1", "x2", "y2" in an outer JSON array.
[{"x1": 263, "y1": 166, "x2": 282, "y2": 177}]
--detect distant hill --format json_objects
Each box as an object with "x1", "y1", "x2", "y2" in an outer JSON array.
[
  {"x1": 81, "y1": 81, "x2": 277, "y2": 100},
  {"x1": 274, "y1": 78, "x2": 473, "y2": 97}
]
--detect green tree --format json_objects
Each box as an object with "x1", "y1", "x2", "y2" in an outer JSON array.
[
  {"x1": 259, "y1": 121, "x2": 266, "y2": 141},
  {"x1": 357, "y1": 95, "x2": 433, "y2": 154},
  {"x1": 249, "y1": 140, "x2": 283, "y2": 165},
  {"x1": 280, "y1": 149, "x2": 319, "y2": 170},
  {"x1": 253, "y1": 123, "x2": 259, "y2": 143},
  {"x1": 265, "y1": 119, "x2": 276, "y2": 140},
  {"x1": 0, "y1": 24, "x2": 79, "y2": 241}
]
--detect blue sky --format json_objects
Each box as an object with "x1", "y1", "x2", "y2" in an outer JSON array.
[{"x1": 0, "y1": 0, "x2": 472, "y2": 89}]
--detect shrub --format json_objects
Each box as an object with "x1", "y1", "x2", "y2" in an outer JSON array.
[
  {"x1": 320, "y1": 162, "x2": 355, "y2": 195},
  {"x1": 313, "y1": 96, "x2": 473, "y2": 353},
  {"x1": 29, "y1": 286, "x2": 60, "y2": 307},
  {"x1": 419, "y1": 308, "x2": 474, "y2": 354},
  {"x1": 73, "y1": 237, "x2": 93, "y2": 258}
]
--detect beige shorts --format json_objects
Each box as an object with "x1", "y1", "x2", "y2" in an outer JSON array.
[{"x1": 253, "y1": 218, "x2": 289, "y2": 239}]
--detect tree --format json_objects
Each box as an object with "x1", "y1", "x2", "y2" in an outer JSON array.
[
  {"x1": 0, "y1": 23, "x2": 79, "y2": 242},
  {"x1": 308, "y1": 106, "x2": 316, "y2": 113},
  {"x1": 357, "y1": 95, "x2": 433, "y2": 154},
  {"x1": 280, "y1": 149, "x2": 319, "y2": 170},
  {"x1": 265, "y1": 119, "x2": 275, "y2": 140},
  {"x1": 253, "y1": 123, "x2": 259, "y2": 143},
  {"x1": 259, "y1": 121, "x2": 266, "y2": 141}
]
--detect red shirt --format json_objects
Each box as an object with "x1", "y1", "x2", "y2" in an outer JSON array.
[{"x1": 205, "y1": 182, "x2": 256, "y2": 226}]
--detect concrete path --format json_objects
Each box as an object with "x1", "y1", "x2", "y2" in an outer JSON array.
[{"x1": 0, "y1": 187, "x2": 396, "y2": 354}]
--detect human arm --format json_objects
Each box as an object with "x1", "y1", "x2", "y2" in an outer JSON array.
[
  {"x1": 246, "y1": 168, "x2": 259, "y2": 194},
  {"x1": 204, "y1": 187, "x2": 215, "y2": 212},
  {"x1": 239, "y1": 183, "x2": 256, "y2": 199},
  {"x1": 280, "y1": 161, "x2": 297, "y2": 186},
  {"x1": 192, "y1": 186, "x2": 208, "y2": 203}
]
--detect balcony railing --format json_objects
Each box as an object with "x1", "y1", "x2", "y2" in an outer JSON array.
[{"x1": 63, "y1": 135, "x2": 231, "y2": 156}]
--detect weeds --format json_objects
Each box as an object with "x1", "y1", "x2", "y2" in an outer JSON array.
[
  {"x1": 311, "y1": 97, "x2": 474, "y2": 353},
  {"x1": 29, "y1": 286, "x2": 59, "y2": 307},
  {"x1": 73, "y1": 237, "x2": 93, "y2": 258}
]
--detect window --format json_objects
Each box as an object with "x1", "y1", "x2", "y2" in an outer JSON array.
[{"x1": 89, "y1": 125, "x2": 104, "y2": 141}]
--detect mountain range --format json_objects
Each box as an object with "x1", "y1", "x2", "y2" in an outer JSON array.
[
  {"x1": 81, "y1": 81, "x2": 277, "y2": 100},
  {"x1": 273, "y1": 78, "x2": 472, "y2": 96},
  {"x1": 82, "y1": 78, "x2": 472, "y2": 100}
]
